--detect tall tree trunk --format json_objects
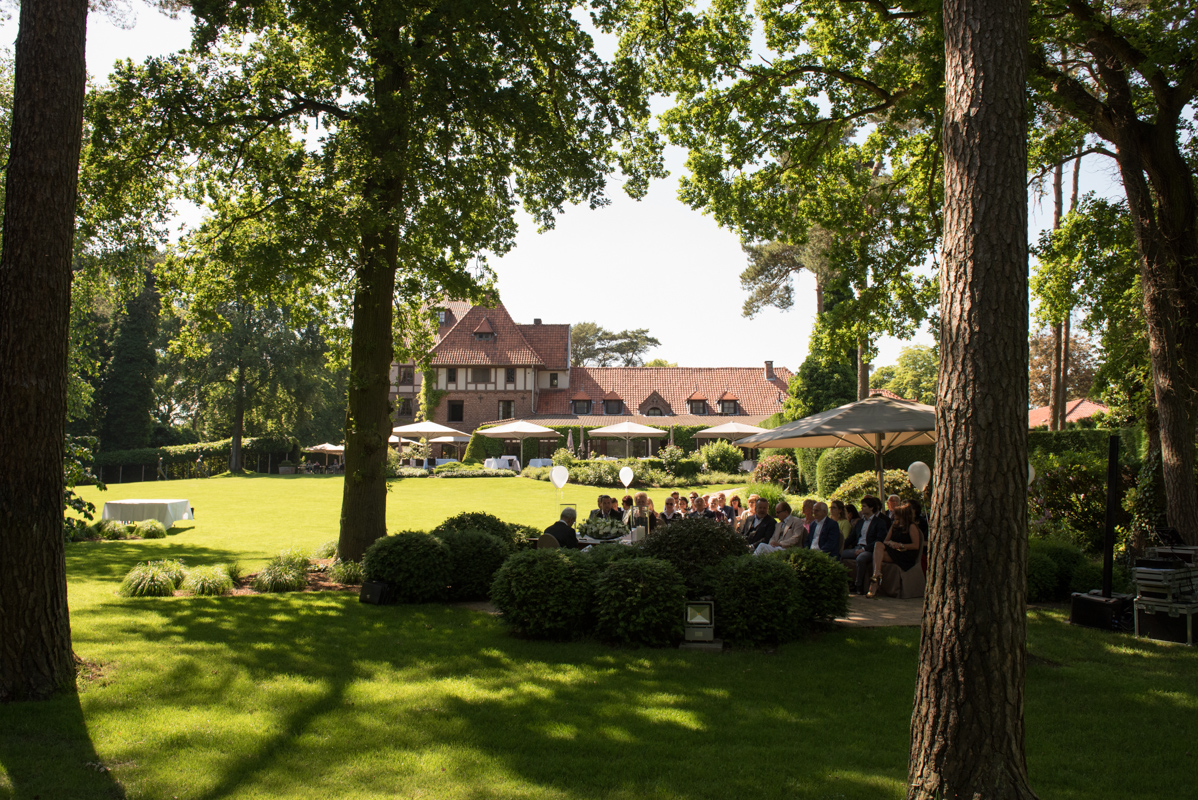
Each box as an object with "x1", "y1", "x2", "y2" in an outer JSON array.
[
  {"x1": 1057, "y1": 314, "x2": 1071, "y2": 428},
  {"x1": 857, "y1": 338, "x2": 870, "y2": 401},
  {"x1": 230, "y1": 362, "x2": 246, "y2": 472},
  {"x1": 1049, "y1": 322, "x2": 1062, "y2": 429},
  {"x1": 0, "y1": 0, "x2": 88, "y2": 702},
  {"x1": 908, "y1": 0, "x2": 1036, "y2": 794}
]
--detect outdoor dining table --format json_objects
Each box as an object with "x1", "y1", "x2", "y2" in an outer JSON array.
[{"x1": 101, "y1": 498, "x2": 194, "y2": 528}]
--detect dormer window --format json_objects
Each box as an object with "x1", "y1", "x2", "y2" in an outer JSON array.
[
  {"x1": 646, "y1": 407, "x2": 663, "y2": 416},
  {"x1": 604, "y1": 399, "x2": 622, "y2": 415},
  {"x1": 688, "y1": 400, "x2": 706, "y2": 415},
  {"x1": 720, "y1": 400, "x2": 738, "y2": 415},
  {"x1": 474, "y1": 331, "x2": 494, "y2": 341},
  {"x1": 435, "y1": 308, "x2": 447, "y2": 324},
  {"x1": 572, "y1": 399, "x2": 590, "y2": 415}
]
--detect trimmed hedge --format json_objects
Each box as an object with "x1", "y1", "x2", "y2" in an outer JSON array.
[
  {"x1": 1028, "y1": 537, "x2": 1085, "y2": 600},
  {"x1": 831, "y1": 469, "x2": 922, "y2": 503},
  {"x1": 639, "y1": 517, "x2": 749, "y2": 596},
  {"x1": 816, "y1": 449, "x2": 877, "y2": 497},
  {"x1": 94, "y1": 434, "x2": 299, "y2": 475},
  {"x1": 1027, "y1": 551, "x2": 1058, "y2": 603},
  {"x1": 431, "y1": 512, "x2": 522, "y2": 550},
  {"x1": 362, "y1": 531, "x2": 451, "y2": 603},
  {"x1": 439, "y1": 529, "x2": 510, "y2": 601},
  {"x1": 777, "y1": 548, "x2": 851, "y2": 627},
  {"x1": 714, "y1": 556, "x2": 804, "y2": 647},
  {"x1": 489, "y1": 550, "x2": 595, "y2": 639},
  {"x1": 795, "y1": 448, "x2": 823, "y2": 494},
  {"x1": 1028, "y1": 427, "x2": 1141, "y2": 463},
  {"x1": 593, "y1": 558, "x2": 686, "y2": 647}
]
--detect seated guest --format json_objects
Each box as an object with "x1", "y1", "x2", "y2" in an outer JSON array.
[
  {"x1": 589, "y1": 494, "x2": 622, "y2": 522},
  {"x1": 624, "y1": 491, "x2": 657, "y2": 532},
  {"x1": 715, "y1": 492, "x2": 734, "y2": 522},
  {"x1": 830, "y1": 500, "x2": 851, "y2": 542},
  {"x1": 842, "y1": 503, "x2": 864, "y2": 552},
  {"x1": 689, "y1": 496, "x2": 717, "y2": 519},
  {"x1": 801, "y1": 502, "x2": 841, "y2": 559},
  {"x1": 867, "y1": 501, "x2": 923, "y2": 598},
  {"x1": 851, "y1": 496, "x2": 888, "y2": 593},
  {"x1": 886, "y1": 494, "x2": 901, "y2": 522},
  {"x1": 545, "y1": 507, "x2": 582, "y2": 550},
  {"x1": 727, "y1": 495, "x2": 744, "y2": 524},
  {"x1": 754, "y1": 501, "x2": 802, "y2": 554},
  {"x1": 620, "y1": 495, "x2": 634, "y2": 520},
  {"x1": 739, "y1": 498, "x2": 776, "y2": 547},
  {"x1": 658, "y1": 496, "x2": 683, "y2": 525},
  {"x1": 678, "y1": 496, "x2": 690, "y2": 515},
  {"x1": 741, "y1": 494, "x2": 761, "y2": 524}
]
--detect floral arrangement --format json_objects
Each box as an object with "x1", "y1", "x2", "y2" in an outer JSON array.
[{"x1": 577, "y1": 516, "x2": 627, "y2": 541}]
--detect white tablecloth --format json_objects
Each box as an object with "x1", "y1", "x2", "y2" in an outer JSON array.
[
  {"x1": 527, "y1": 458, "x2": 554, "y2": 468},
  {"x1": 484, "y1": 456, "x2": 521, "y2": 471},
  {"x1": 102, "y1": 499, "x2": 193, "y2": 528}
]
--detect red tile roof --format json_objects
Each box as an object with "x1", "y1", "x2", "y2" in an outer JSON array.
[
  {"x1": 1028, "y1": 398, "x2": 1109, "y2": 428},
  {"x1": 687, "y1": 390, "x2": 706, "y2": 400},
  {"x1": 430, "y1": 302, "x2": 545, "y2": 366},
  {"x1": 536, "y1": 366, "x2": 792, "y2": 418},
  {"x1": 473, "y1": 318, "x2": 495, "y2": 334},
  {"x1": 719, "y1": 390, "x2": 738, "y2": 401},
  {"x1": 481, "y1": 413, "x2": 778, "y2": 428},
  {"x1": 517, "y1": 323, "x2": 570, "y2": 370}
]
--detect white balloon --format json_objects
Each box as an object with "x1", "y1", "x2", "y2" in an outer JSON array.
[
  {"x1": 1028, "y1": 463, "x2": 1036, "y2": 486},
  {"x1": 619, "y1": 466, "x2": 635, "y2": 488},
  {"x1": 908, "y1": 461, "x2": 931, "y2": 492},
  {"x1": 550, "y1": 465, "x2": 569, "y2": 489}
]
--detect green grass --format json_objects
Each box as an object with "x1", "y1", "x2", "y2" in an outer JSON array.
[{"x1": 2, "y1": 476, "x2": 1194, "y2": 799}]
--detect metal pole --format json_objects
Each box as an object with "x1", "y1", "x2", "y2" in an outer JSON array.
[
  {"x1": 119, "y1": 465, "x2": 122, "y2": 484},
  {"x1": 141, "y1": 465, "x2": 145, "y2": 482},
  {"x1": 1102, "y1": 435, "x2": 1121, "y2": 597}
]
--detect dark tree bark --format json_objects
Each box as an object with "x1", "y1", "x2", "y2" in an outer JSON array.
[
  {"x1": 1048, "y1": 163, "x2": 1063, "y2": 430},
  {"x1": 0, "y1": 0, "x2": 88, "y2": 701},
  {"x1": 908, "y1": 0, "x2": 1037, "y2": 794},
  {"x1": 230, "y1": 361, "x2": 246, "y2": 472},
  {"x1": 857, "y1": 341, "x2": 870, "y2": 401}
]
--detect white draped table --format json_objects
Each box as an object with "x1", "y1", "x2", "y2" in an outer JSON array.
[{"x1": 101, "y1": 499, "x2": 193, "y2": 528}]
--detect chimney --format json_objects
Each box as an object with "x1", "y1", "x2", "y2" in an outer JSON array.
[
  {"x1": 533, "y1": 318, "x2": 542, "y2": 325},
  {"x1": 764, "y1": 360, "x2": 775, "y2": 380}
]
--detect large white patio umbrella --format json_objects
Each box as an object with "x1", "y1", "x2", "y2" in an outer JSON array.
[
  {"x1": 693, "y1": 421, "x2": 769, "y2": 440},
  {"x1": 478, "y1": 421, "x2": 559, "y2": 461},
  {"x1": 391, "y1": 421, "x2": 470, "y2": 438},
  {"x1": 429, "y1": 434, "x2": 470, "y2": 459},
  {"x1": 587, "y1": 420, "x2": 668, "y2": 458},
  {"x1": 737, "y1": 395, "x2": 936, "y2": 497},
  {"x1": 303, "y1": 442, "x2": 344, "y2": 467}
]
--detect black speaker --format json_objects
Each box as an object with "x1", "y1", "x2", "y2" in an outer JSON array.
[
  {"x1": 1070, "y1": 591, "x2": 1134, "y2": 632},
  {"x1": 359, "y1": 581, "x2": 395, "y2": 605}
]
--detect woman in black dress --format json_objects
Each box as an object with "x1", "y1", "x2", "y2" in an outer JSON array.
[{"x1": 866, "y1": 501, "x2": 922, "y2": 598}]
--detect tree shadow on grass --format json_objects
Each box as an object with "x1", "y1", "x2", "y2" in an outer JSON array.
[
  {"x1": 0, "y1": 688, "x2": 127, "y2": 799},
  {"x1": 65, "y1": 542, "x2": 245, "y2": 586},
  {"x1": 76, "y1": 596, "x2": 917, "y2": 799}
]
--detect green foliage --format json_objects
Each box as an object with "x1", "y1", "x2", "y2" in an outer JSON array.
[
  {"x1": 783, "y1": 332, "x2": 858, "y2": 423},
  {"x1": 777, "y1": 549, "x2": 850, "y2": 627},
  {"x1": 134, "y1": 519, "x2": 167, "y2": 539},
  {"x1": 251, "y1": 562, "x2": 307, "y2": 593},
  {"x1": 816, "y1": 449, "x2": 877, "y2": 497},
  {"x1": 434, "y1": 469, "x2": 517, "y2": 478},
  {"x1": 832, "y1": 470, "x2": 921, "y2": 503},
  {"x1": 99, "y1": 272, "x2": 159, "y2": 452},
  {"x1": 1028, "y1": 428, "x2": 1140, "y2": 463},
  {"x1": 119, "y1": 562, "x2": 178, "y2": 598},
  {"x1": 1028, "y1": 451, "x2": 1134, "y2": 552},
  {"x1": 1068, "y1": 560, "x2": 1107, "y2": 595},
  {"x1": 431, "y1": 460, "x2": 469, "y2": 473},
  {"x1": 144, "y1": 558, "x2": 186, "y2": 589},
  {"x1": 1029, "y1": 538, "x2": 1086, "y2": 600},
  {"x1": 489, "y1": 550, "x2": 595, "y2": 640},
  {"x1": 225, "y1": 560, "x2": 243, "y2": 582},
  {"x1": 94, "y1": 434, "x2": 299, "y2": 472},
  {"x1": 438, "y1": 529, "x2": 511, "y2": 601},
  {"x1": 639, "y1": 517, "x2": 749, "y2": 596},
  {"x1": 182, "y1": 565, "x2": 234, "y2": 596},
  {"x1": 734, "y1": 482, "x2": 786, "y2": 511},
  {"x1": 571, "y1": 322, "x2": 662, "y2": 367},
  {"x1": 463, "y1": 431, "x2": 505, "y2": 463},
  {"x1": 713, "y1": 556, "x2": 803, "y2": 647},
  {"x1": 658, "y1": 444, "x2": 685, "y2": 476},
  {"x1": 698, "y1": 440, "x2": 744, "y2": 474},
  {"x1": 328, "y1": 559, "x2": 364, "y2": 585},
  {"x1": 1027, "y1": 551, "x2": 1059, "y2": 603},
  {"x1": 551, "y1": 448, "x2": 576, "y2": 466},
  {"x1": 750, "y1": 453, "x2": 795, "y2": 487},
  {"x1": 581, "y1": 544, "x2": 645, "y2": 570},
  {"x1": 362, "y1": 532, "x2": 451, "y2": 603},
  {"x1": 274, "y1": 547, "x2": 312, "y2": 572},
  {"x1": 592, "y1": 558, "x2": 686, "y2": 647},
  {"x1": 64, "y1": 435, "x2": 104, "y2": 541},
  {"x1": 312, "y1": 540, "x2": 338, "y2": 559},
  {"x1": 795, "y1": 448, "x2": 823, "y2": 494},
  {"x1": 99, "y1": 519, "x2": 130, "y2": 540},
  {"x1": 869, "y1": 345, "x2": 937, "y2": 405},
  {"x1": 431, "y1": 512, "x2": 521, "y2": 550},
  {"x1": 417, "y1": 369, "x2": 447, "y2": 422}
]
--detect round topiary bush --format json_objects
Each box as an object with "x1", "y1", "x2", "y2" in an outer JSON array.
[
  {"x1": 583, "y1": 543, "x2": 645, "y2": 570},
  {"x1": 593, "y1": 558, "x2": 686, "y2": 647},
  {"x1": 119, "y1": 563, "x2": 178, "y2": 597},
  {"x1": 134, "y1": 519, "x2": 167, "y2": 539},
  {"x1": 816, "y1": 448, "x2": 877, "y2": 497},
  {"x1": 777, "y1": 548, "x2": 850, "y2": 627},
  {"x1": 831, "y1": 469, "x2": 921, "y2": 503},
  {"x1": 1029, "y1": 537, "x2": 1085, "y2": 598},
  {"x1": 639, "y1": 517, "x2": 749, "y2": 597},
  {"x1": 252, "y1": 562, "x2": 307, "y2": 593},
  {"x1": 431, "y1": 512, "x2": 519, "y2": 550},
  {"x1": 438, "y1": 529, "x2": 510, "y2": 601},
  {"x1": 1027, "y1": 551, "x2": 1058, "y2": 602},
  {"x1": 489, "y1": 549, "x2": 595, "y2": 639},
  {"x1": 362, "y1": 531, "x2": 452, "y2": 603},
  {"x1": 183, "y1": 565, "x2": 234, "y2": 596},
  {"x1": 713, "y1": 555, "x2": 803, "y2": 647}
]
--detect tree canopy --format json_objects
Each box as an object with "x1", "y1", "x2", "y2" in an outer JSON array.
[{"x1": 570, "y1": 322, "x2": 661, "y2": 367}]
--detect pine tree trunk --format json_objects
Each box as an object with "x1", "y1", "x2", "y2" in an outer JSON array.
[
  {"x1": 857, "y1": 341, "x2": 870, "y2": 401},
  {"x1": 1057, "y1": 315, "x2": 1071, "y2": 428},
  {"x1": 908, "y1": 0, "x2": 1037, "y2": 794},
  {"x1": 1049, "y1": 322, "x2": 1062, "y2": 430},
  {"x1": 0, "y1": 0, "x2": 88, "y2": 702},
  {"x1": 230, "y1": 362, "x2": 246, "y2": 472}
]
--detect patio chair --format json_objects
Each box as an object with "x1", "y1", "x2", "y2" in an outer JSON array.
[{"x1": 536, "y1": 534, "x2": 560, "y2": 549}]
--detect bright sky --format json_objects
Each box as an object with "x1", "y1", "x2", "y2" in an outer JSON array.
[{"x1": 3, "y1": 4, "x2": 1125, "y2": 374}]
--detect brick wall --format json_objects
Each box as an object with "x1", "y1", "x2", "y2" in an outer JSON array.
[{"x1": 429, "y1": 389, "x2": 536, "y2": 435}]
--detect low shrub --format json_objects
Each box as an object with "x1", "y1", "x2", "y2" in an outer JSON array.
[
  {"x1": 777, "y1": 549, "x2": 850, "y2": 626},
  {"x1": 432, "y1": 512, "x2": 520, "y2": 550},
  {"x1": 432, "y1": 461, "x2": 469, "y2": 473},
  {"x1": 1029, "y1": 537, "x2": 1085, "y2": 599},
  {"x1": 99, "y1": 520, "x2": 130, "y2": 540},
  {"x1": 439, "y1": 529, "x2": 510, "y2": 601},
  {"x1": 362, "y1": 531, "x2": 452, "y2": 603},
  {"x1": 699, "y1": 440, "x2": 745, "y2": 474},
  {"x1": 134, "y1": 519, "x2": 167, "y2": 539},
  {"x1": 148, "y1": 558, "x2": 187, "y2": 588},
  {"x1": 252, "y1": 562, "x2": 307, "y2": 593},
  {"x1": 1027, "y1": 551, "x2": 1058, "y2": 603},
  {"x1": 658, "y1": 444, "x2": 685, "y2": 476},
  {"x1": 1028, "y1": 451, "x2": 1134, "y2": 553},
  {"x1": 551, "y1": 448, "x2": 576, "y2": 466},
  {"x1": 490, "y1": 549, "x2": 595, "y2": 639},
  {"x1": 392, "y1": 467, "x2": 433, "y2": 478},
  {"x1": 183, "y1": 565, "x2": 234, "y2": 596},
  {"x1": 639, "y1": 517, "x2": 749, "y2": 597},
  {"x1": 688, "y1": 471, "x2": 745, "y2": 486},
  {"x1": 1068, "y1": 560, "x2": 1106, "y2": 595},
  {"x1": 593, "y1": 558, "x2": 686, "y2": 647},
  {"x1": 225, "y1": 560, "x2": 244, "y2": 582},
  {"x1": 313, "y1": 540, "x2": 338, "y2": 559},
  {"x1": 751, "y1": 453, "x2": 796, "y2": 487},
  {"x1": 582, "y1": 544, "x2": 645, "y2": 570},
  {"x1": 733, "y1": 483, "x2": 787, "y2": 512},
  {"x1": 274, "y1": 547, "x2": 312, "y2": 572},
  {"x1": 434, "y1": 469, "x2": 517, "y2": 478},
  {"x1": 713, "y1": 556, "x2": 803, "y2": 647},
  {"x1": 521, "y1": 465, "x2": 552, "y2": 481},
  {"x1": 831, "y1": 469, "x2": 921, "y2": 503},
  {"x1": 119, "y1": 563, "x2": 178, "y2": 597},
  {"x1": 507, "y1": 524, "x2": 543, "y2": 550},
  {"x1": 816, "y1": 449, "x2": 877, "y2": 497},
  {"x1": 329, "y1": 559, "x2": 364, "y2": 585}
]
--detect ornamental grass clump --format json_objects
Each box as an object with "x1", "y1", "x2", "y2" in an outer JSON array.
[
  {"x1": 182, "y1": 565, "x2": 234, "y2": 596},
  {"x1": 148, "y1": 558, "x2": 187, "y2": 589},
  {"x1": 99, "y1": 520, "x2": 130, "y2": 540},
  {"x1": 592, "y1": 558, "x2": 686, "y2": 647},
  {"x1": 490, "y1": 549, "x2": 595, "y2": 639},
  {"x1": 134, "y1": 519, "x2": 168, "y2": 539},
  {"x1": 329, "y1": 558, "x2": 364, "y2": 585},
  {"x1": 438, "y1": 529, "x2": 510, "y2": 601},
  {"x1": 312, "y1": 540, "x2": 338, "y2": 559},
  {"x1": 362, "y1": 531, "x2": 451, "y2": 603},
  {"x1": 713, "y1": 556, "x2": 804, "y2": 647},
  {"x1": 251, "y1": 562, "x2": 307, "y2": 593},
  {"x1": 639, "y1": 517, "x2": 749, "y2": 597},
  {"x1": 119, "y1": 563, "x2": 178, "y2": 598},
  {"x1": 275, "y1": 546, "x2": 312, "y2": 572},
  {"x1": 225, "y1": 560, "x2": 244, "y2": 582}
]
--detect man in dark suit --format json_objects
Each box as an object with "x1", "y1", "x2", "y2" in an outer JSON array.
[
  {"x1": 802, "y1": 502, "x2": 841, "y2": 559},
  {"x1": 739, "y1": 498, "x2": 776, "y2": 547},
  {"x1": 589, "y1": 494, "x2": 622, "y2": 522},
  {"x1": 545, "y1": 507, "x2": 582, "y2": 549},
  {"x1": 852, "y1": 496, "x2": 890, "y2": 593}
]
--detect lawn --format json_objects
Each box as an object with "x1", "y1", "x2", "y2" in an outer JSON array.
[{"x1": 2, "y1": 476, "x2": 1195, "y2": 799}]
